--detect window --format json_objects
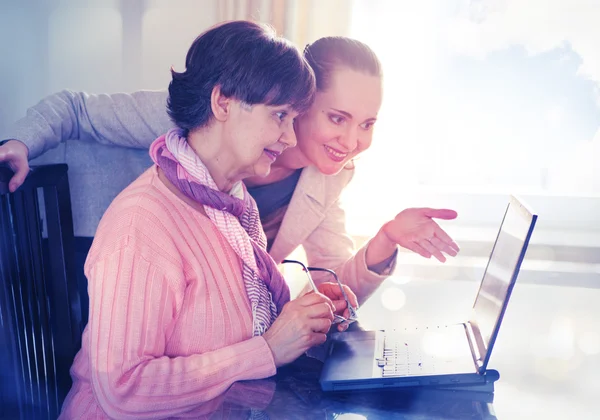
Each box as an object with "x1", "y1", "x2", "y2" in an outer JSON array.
[
  {"x1": 347, "y1": 1, "x2": 600, "y2": 284},
  {"x1": 348, "y1": 1, "x2": 600, "y2": 231}
]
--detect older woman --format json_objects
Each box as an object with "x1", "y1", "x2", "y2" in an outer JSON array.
[{"x1": 58, "y1": 21, "x2": 340, "y2": 419}]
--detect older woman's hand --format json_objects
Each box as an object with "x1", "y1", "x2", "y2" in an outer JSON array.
[
  {"x1": 367, "y1": 207, "x2": 460, "y2": 266},
  {"x1": 0, "y1": 140, "x2": 30, "y2": 192},
  {"x1": 262, "y1": 292, "x2": 335, "y2": 367},
  {"x1": 317, "y1": 282, "x2": 358, "y2": 332}
]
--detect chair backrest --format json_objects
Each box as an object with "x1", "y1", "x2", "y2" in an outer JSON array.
[{"x1": 0, "y1": 164, "x2": 81, "y2": 420}]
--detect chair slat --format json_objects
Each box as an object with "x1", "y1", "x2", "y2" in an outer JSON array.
[{"x1": 0, "y1": 164, "x2": 81, "y2": 419}]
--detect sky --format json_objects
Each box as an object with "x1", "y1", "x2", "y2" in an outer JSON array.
[
  {"x1": 349, "y1": 0, "x2": 600, "y2": 198},
  {"x1": 444, "y1": 0, "x2": 600, "y2": 192}
]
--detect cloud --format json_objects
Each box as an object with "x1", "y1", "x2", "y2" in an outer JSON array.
[
  {"x1": 444, "y1": 0, "x2": 600, "y2": 87},
  {"x1": 547, "y1": 127, "x2": 600, "y2": 193}
]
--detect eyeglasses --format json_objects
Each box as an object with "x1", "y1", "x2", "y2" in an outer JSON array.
[{"x1": 281, "y1": 259, "x2": 358, "y2": 325}]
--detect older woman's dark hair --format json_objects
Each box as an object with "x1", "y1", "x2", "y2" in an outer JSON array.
[
  {"x1": 168, "y1": 21, "x2": 315, "y2": 133},
  {"x1": 304, "y1": 37, "x2": 382, "y2": 91}
]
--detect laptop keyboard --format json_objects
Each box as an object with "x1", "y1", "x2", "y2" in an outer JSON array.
[
  {"x1": 375, "y1": 327, "x2": 470, "y2": 377},
  {"x1": 377, "y1": 332, "x2": 436, "y2": 377}
]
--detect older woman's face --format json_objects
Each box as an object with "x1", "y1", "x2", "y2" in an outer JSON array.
[
  {"x1": 225, "y1": 102, "x2": 298, "y2": 178},
  {"x1": 294, "y1": 68, "x2": 383, "y2": 175}
]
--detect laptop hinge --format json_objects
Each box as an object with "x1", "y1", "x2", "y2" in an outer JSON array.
[{"x1": 465, "y1": 322, "x2": 484, "y2": 371}]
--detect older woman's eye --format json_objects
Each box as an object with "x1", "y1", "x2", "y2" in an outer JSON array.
[{"x1": 329, "y1": 115, "x2": 345, "y2": 125}]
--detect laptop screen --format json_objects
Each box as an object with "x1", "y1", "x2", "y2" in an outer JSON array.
[{"x1": 470, "y1": 196, "x2": 537, "y2": 367}]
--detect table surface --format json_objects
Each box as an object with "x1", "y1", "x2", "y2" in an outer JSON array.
[{"x1": 180, "y1": 277, "x2": 600, "y2": 419}]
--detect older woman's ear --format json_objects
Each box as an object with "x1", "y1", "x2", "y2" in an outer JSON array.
[{"x1": 210, "y1": 85, "x2": 231, "y2": 122}]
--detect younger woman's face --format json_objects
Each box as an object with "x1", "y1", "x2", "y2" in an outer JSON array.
[{"x1": 294, "y1": 68, "x2": 383, "y2": 175}]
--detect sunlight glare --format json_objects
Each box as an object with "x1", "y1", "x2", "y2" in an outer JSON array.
[
  {"x1": 380, "y1": 287, "x2": 407, "y2": 311},
  {"x1": 335, "y1": 414, "x2": 367, "y2": 420},
  {"x1": 578, "y1": 331, "x2": 600, "y2": 355},
  {"x1": 421, "y1": 330, "x2": 468, "y2": 358}
]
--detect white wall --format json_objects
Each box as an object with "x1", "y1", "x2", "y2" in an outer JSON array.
[{"x1": 0, "y1": 0, "x2": 217, "y2": 133}]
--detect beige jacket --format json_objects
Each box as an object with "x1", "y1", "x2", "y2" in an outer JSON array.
[{"x1": 270, "y1": 165, "x2": 391, "y2": 303}]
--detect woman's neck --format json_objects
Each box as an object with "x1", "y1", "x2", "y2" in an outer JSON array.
[
  {"x1": 276, "y1": 144, "x2": 312, "y2": 170},
  {"x1": 244, "y1": 145, "x2": 311, "y2": 187},
  {"x1": 244, "y1": 165, "x2": 296, "y2": 187},
  {"x1": 186, "y1": 128, "x2": 241, "y2": 193}
]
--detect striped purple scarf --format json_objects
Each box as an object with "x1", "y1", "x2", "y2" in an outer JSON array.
[{"x1": 149, "y1": 128, "x2": 290, "y2": 336}]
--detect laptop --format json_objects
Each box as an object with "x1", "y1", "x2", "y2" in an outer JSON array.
[{"x1": 320, "y1": 195, "x2": 537, "y2": 392}]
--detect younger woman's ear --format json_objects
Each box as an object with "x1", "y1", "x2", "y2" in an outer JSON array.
[{"x1": 210, "y1": 85, "x2": 230, "y2": 122}]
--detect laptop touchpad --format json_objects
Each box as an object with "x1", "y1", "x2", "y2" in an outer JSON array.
[{"x1": 323, "y1": 331, "x2": 378, "y2": 380}]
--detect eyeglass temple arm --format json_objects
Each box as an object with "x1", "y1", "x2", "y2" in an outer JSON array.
[
  {"x1": 281, "y1": 259, "x2": 319, "y2": 292},
  {"x1": 306, "y1": 266, "x2": 358, "y2": 315}
]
